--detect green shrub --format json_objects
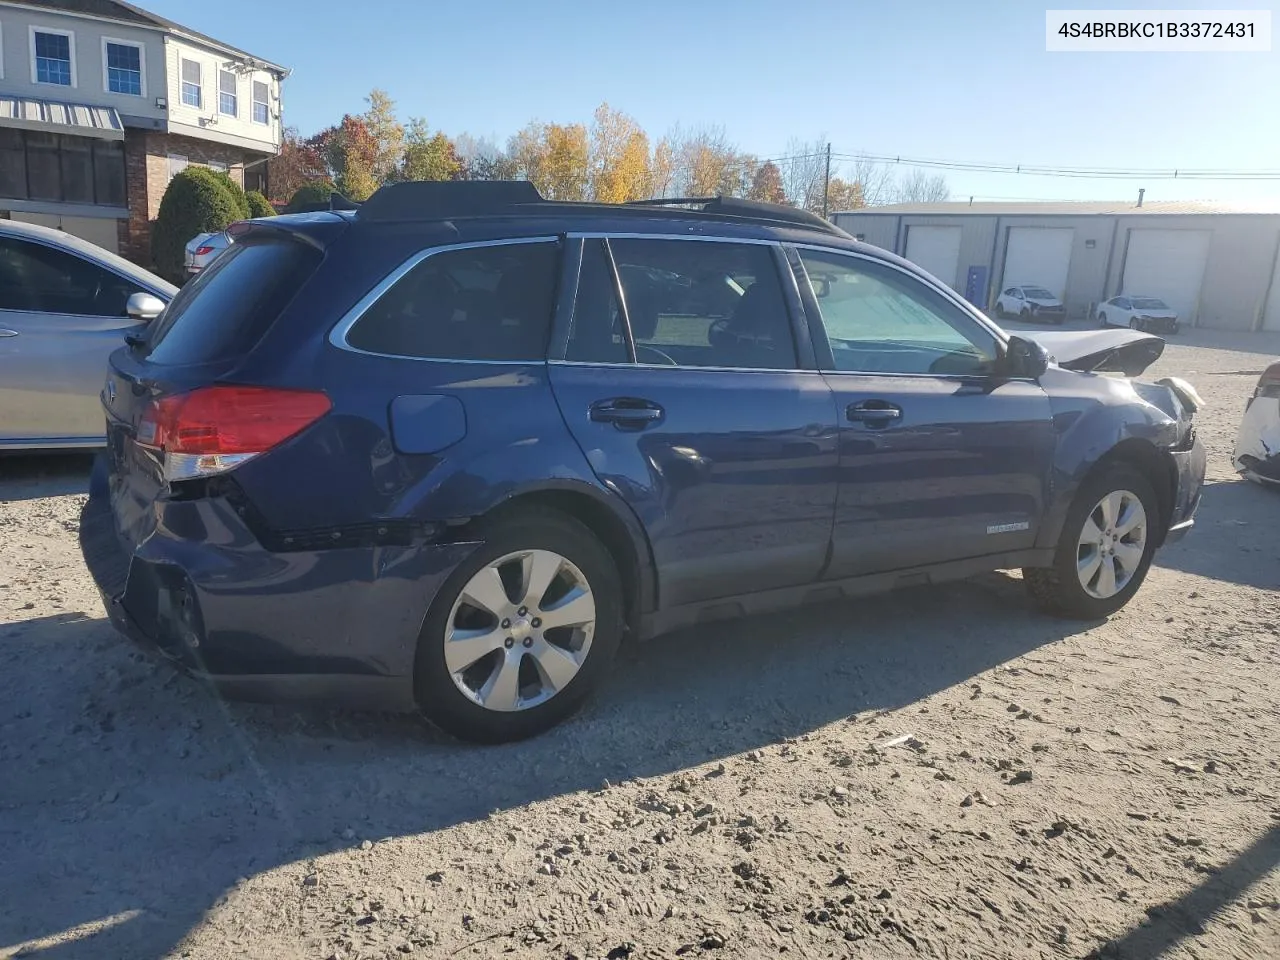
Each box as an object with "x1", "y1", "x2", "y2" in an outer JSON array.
[
  {"x1": 208, "y1": 169, "x2": 251, "y2": 219},
  {"x1": 285, "y1": 181, "x2": 338, "y2": 213},
  {"x1": 245, "y1": 190, "x2": 277, "y2": 218},
  {"x1": 150, "y1": 167, "x2": 244, "y2": 284}
]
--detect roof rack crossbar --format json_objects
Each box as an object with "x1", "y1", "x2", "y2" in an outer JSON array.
[{"x1": 624, "y1": 197, "x2": 718, "y2": 207}]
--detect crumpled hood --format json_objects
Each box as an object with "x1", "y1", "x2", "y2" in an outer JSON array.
[{"x1": 1022, "y1": 329, "x2": 1165, "y2": 376}]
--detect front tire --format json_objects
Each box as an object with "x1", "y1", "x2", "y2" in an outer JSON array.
[
  {"x1": 414, "y1": 507, "x2": 623, "y2": 743},
  {"x1": 1098, "y1": 312, "x2": 1108, "y2": 328},
  {"x1": 1023, "y1": 462, "x2": 1160, "y2": 619},
  {"x1": 1129, "y1": 317, "x2": 1143, "y2": 332}
]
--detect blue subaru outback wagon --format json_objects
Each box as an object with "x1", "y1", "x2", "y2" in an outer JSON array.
[{"x1": 80, "y1": 182, "x2": 1205, "y2": 742}]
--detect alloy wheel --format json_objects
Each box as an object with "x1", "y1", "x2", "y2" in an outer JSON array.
[
  {"x1": 1076, "y1": 489, "x2": 1147, "y2": 599},
  {"x1": 444, "y1": 549, "x2": 596, "y2": 712}
]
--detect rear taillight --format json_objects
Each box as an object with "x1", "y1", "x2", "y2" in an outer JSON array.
[
  {"x1": 139, "y1": 385, "x2": 331, "y2": 482},
  {"x1": 193, "y1": 245, "x2": 216, "y2": 256},
  {"x1": 1258, "y1": 362, "x2": 1280, "y2": 399}
]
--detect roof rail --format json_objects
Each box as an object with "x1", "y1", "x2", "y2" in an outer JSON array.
[
  {"x1": 628, "y1": 195, "x2": 846, "y2": 236},
  {"x1": 359, "y1": 180, "x2": 542, "y2": 222},
  {"x1": 351, "y1": 180, "x2": 851, "y2": 238}
]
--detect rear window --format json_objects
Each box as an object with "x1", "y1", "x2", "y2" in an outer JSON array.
[
  {"x1": 344, "y1": 240, "x2": 560, "y2": 361},
  {"x1": 145, "y1": 241, "x2": 320, "y2": 365}
]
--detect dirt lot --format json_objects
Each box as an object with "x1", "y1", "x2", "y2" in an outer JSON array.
[{"x1": 2, "y1": 327, "x2": 1279, "y2": 960}]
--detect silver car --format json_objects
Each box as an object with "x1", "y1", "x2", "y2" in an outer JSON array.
[
  {"x1": 184, "y1": 230, "x2": 233, "y2": 276},
  {"x1": 0, "y1": 220, "x2": 176, "y2": 450}
]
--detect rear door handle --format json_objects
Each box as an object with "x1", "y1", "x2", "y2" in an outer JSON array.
[
  {"x1": 590, "y1": 398, "x2": 665, "y2": 430},
  {"x1": 846, "y1": 399, "x2": 903, "y2": 425}
]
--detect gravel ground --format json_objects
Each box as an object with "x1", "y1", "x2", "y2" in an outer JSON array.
[{"x1": 2, "y1": 327, "x2": 1279, "y2": 960}]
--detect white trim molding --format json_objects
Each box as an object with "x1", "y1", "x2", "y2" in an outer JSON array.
[
  {"x1": 29, "y1": 25, "x2": 78, "y2": 89},
  {"x1": 100, "y1": 36, "x2": 147, "y2": 98}
]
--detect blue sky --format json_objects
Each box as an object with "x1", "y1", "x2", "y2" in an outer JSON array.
[{"x1": 143, "y1": 0, "x2": 1280, "y2": 203}]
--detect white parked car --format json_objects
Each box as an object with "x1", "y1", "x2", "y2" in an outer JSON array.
[
  {"x1": 994, "y1": 285, "x2": 1066, "y2": 324},
  {"x1": 1097, "y1": 295, "x2": 1179, "y2": 335},
  {"x1": 183, "y1": 231, "x2": 233, "y2": 276},
  {"x1": 1234, "y1": 359, "x2": 1280, "y2": 487}
]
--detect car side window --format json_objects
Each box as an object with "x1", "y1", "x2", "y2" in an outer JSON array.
[
  {"x1": 345, "y1": 240, "x2": 560, "y2": 361},
  {"x1": 0, "y1": 236, "x2": 143, "y2": 316},
  {"x1": 606, "y1": 238, "x2": 796, "y2": 369},
  {"x1": 1115, "y1": 297, "x2": 1131, "y2": 309},
  {"x1": 565, "y1": 239, "x2": 629, "y2": 363},
  {"x1": 798, "y1": 248, "x2": 998, "y2": 377}
]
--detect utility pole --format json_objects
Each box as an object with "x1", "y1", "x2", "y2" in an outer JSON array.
[{"x1": 822, "y1": 142, "x2": 832, "y2": 219}]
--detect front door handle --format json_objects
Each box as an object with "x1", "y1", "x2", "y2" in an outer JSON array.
[
  {"x1": 590, "y1": 398, "x2": 665, "y2": 430},
  {"x1": 0, "y1": 329, "x2": 18, "y2": 338},
  {"x1": 846, "y1": 399, "x2": 903, "y2": 426}
]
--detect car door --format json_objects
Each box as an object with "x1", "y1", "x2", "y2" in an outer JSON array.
[
  {"x1": 0, "y1": 235, "x2": 148, "y2": 443},
  {"x1": 998, "y1": 287, "x2": 1018, "y2": 314},
  {"x1": 548, "y1": 236, "x2": 839, "y2": 608},
  {"x1": 790, "y1": 245, "x2": 1055, "y2": 579}
]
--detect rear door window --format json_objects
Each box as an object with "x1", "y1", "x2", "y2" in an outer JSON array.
[
  {"x1": 344, "y1": 240, "x2": 560, "y2": 361},
  {"x1": 146, "y1": 240, "x2": 320, "y2": 364},
  {"x1": 600, "y1": 238, "x2": 796, "y2": 370},
  {"x1": 0, "y1": 236, "x2": 144, "y2": 316}
]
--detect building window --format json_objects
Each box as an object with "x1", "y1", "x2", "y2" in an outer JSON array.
[
  {"x1": 104, "y1": 40, "x2": 143, "y2": 96},
  {"x1": 252, "y1": 80, "x2": 269, "y2": 124},
  {"x1": 0, "y1": 128, "x2": 125, "y2": 206},
  {"x1": 168, "y1": 154, "x2": 188, "y2": 182},
  {"x1": 33, "y1": 30, "x2": 74, "y2": 86},
  {"x1": 218, "y1": 69, "x2": 237, "y2": 117},
  {"x1": 207, "y1": 161, "x2": 228, "y2": 173},
  {"x1": 180, "y1": 58, "x2": 201, "y2": 108}
]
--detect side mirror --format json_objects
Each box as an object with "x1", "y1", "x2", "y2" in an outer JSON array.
[
  {"x1": 126, "y1": 292, "x2": 166, "y2": 321},
  {"x1": 1001, "y1": 335, "x2": 1050, "y2": 379}
]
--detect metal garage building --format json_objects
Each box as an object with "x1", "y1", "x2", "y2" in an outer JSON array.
[{"x1": 832, "y1": 201, "x2": 1280, "y2": 332}]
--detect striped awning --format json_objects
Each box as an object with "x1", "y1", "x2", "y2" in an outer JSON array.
[{"x1": 0, "y1": 97, "x2": 124, "y2": 140}]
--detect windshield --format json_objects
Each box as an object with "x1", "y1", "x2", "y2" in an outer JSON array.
[{"x1": 1132, "y1": 297, "x2": 1168, "y2": 310}]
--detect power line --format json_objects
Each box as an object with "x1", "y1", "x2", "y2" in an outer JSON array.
[{"x1": 762, "y1": 149, "x2": 1280, "y2": 181}]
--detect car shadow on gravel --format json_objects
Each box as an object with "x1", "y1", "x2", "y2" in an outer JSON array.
[
  {"x1": 2, "y1": 575, "x2": 1089, "y2": 959},
  {"x1": 0, "y1": 453, "x2": 92, "y2": 502},
  {"x1": 1155, "y1": 478, "x2": 1280, "y2": 590},
  {"x1": 1089, "y1": 823, "x2": 1280, "y2": 959}
]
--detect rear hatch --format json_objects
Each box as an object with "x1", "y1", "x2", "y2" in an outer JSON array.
[{"x1": 103, "y1": 229, "x2": 329, "y2": 547}]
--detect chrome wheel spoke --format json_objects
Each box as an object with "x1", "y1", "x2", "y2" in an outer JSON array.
[
  {"x1": 444, "y1": 626, "x2": 504, "y2": 674},
  {"x1": 520, "y1": 550, "x2": 564, "y2": 609},
  {"x1": 478, "y1": 651, "x2": 522, "y2": 711},
  {"x1": 1095, "y1": 556, "x2": 1118, "y2": 597},
  {"x1": 1098, "y1": 492, "x2": 1120, "y2": 529},
  {"x1": 1079, "y1": 515, "x2": 1105, "y2": 544},
  {"x1": 1115, "y1": 501, "x2": 1144, "y2": 536},
  {"x1": 532, "y1": 642, "x2": 581, "y2": 694},
  {"x1": 1077, "y1": 547, "x2": 1103, "y2": 583},
  {"x1": 461, "y1": 566, "x2": 511, "y2": 619},
  {"x1": 1113, "y1": 541, "x2": 1144, "y2": 570},
  {"x1": 538, "y1": 587, "x2": 594, "y2": 630}
]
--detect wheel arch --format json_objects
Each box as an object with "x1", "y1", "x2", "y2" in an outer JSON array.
[
  {"x1": 446, "y1": 480, "x2": 657, "y2": 633},
  {"x1": 1086, "y1": 438, "x2": 1177, "y2": 546}
]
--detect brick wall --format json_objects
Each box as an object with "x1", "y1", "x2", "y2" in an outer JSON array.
[{"x1": 119, "y1": 130, "x2": 262, "y2": 266}]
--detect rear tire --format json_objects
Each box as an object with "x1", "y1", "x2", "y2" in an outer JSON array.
[
  {"x1": 414, "y1": 507, "x2": 623, "y2": 743},
  {"x1": 1023, "y1": 462, "x2": 1160, "y2": 620}
]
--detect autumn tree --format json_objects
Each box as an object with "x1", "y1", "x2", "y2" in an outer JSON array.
[
  {"x1": 454, "y1": 134, "x2": 518, "y2": 181},
  {"x1": 588, "y1": 103, "x2": 649, "y2": 203},
  {"x1": 267, "y1": 127, "x2": 326, "y2": 203},
  {"x1": 508, "y1": 122, "x2": 588, "y2": 200},
  {"x1": 401, "y1": 118, "x2": 462, "y2": 182},
  {"x1": 362, "y1": 89, "x2": 404, "y2": 183},
  {"x1": 647, "y1": 136, "x2": 676, "y2": 199},
  {"x1": 308, "y1": 115, "x2": 379, "y2": 200},
  {"x1": 825, "y1": 176, "x2": 864, "y2": 213},
  {"x1": 780, "y1": 137, "x2": 830, "y2": 213},
  {"x1": 748, "y1": 161, "x2": 787, "y2": 204}
]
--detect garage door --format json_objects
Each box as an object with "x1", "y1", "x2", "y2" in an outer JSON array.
[
  {"x1": 904, "y1": 225, "x2": 962, "y2": 289},
  {"x1": 1121, "y1": 228, "x2": 1211, "y2": 323},
  {"x1": 1002, "y1": 227, "x2": 1074, "y2": 299}
]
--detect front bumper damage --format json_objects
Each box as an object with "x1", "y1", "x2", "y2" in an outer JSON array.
[{"x1": 1234, "y1": 395, "x2": 1280, "y2": 486}]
